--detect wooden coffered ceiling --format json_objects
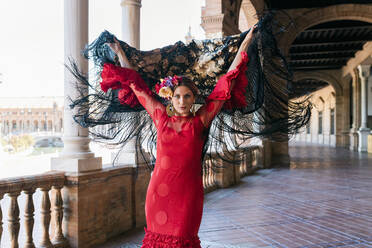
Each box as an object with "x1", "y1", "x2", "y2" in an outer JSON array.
[
  {"x1": 289, "y1": 20, "x2": 372, "y2": 71},
  {"x1": 259, "y1": 0, "x2": 372, "y2": 98},
  {"x1": 238, "y1": 1, "x2": 372, "y2": 97},
  {"x1": 288, "y1": 79, "x2": 329, "y2": 98},
  {"x1": 288, "y1": 19, "x2": 372, "y2": 98}
]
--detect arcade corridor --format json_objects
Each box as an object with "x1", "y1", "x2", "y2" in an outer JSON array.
[{"x1": 99, "y1": 142, "x2": 372, "y2": 248}]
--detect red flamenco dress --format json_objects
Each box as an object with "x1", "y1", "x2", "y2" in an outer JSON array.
[{"x1": 100, "y1": 51, "x2": 249, "y2": 247}]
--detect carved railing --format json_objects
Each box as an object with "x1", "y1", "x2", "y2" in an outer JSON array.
[
  {"x1": 0, "y1": 172, "x2": 67, "y2": 248},
  {"x1": 0, "y1": 146, "x2": 264, "y2": 248},
  {"x1": 240, "y1": 145, "x2": 262, "y2": 176},
  {"x1": 202, "y1": 146, "x2": 262, "y2": 191},
  {"x1": 202, "y1": 157, "x2": 217, "y2": 193}
]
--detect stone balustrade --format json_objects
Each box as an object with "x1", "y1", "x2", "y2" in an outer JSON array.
[
  {"x1": 203, "y1": 146, "x2": 263, "y2": 192},
  {"x1": 0, "y1": 145, "x2": 263, "y2": 248},
  {"x1": 0, "y1": 172, "x2": 67, "y2": 248}
]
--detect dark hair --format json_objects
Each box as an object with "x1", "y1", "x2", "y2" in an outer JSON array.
[{"x1": 173, "y1": 76, "x2": 199, "y2": 97}]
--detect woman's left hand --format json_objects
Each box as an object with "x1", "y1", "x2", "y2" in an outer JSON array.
[
  {"x1": 242, "y1": 23, "x2": 258, "y2": 46},
  {"x1": 248, "y1": 23, "x2": 258, "y2": 38},
  {"x1": 238, "y1": 23, "x2": 258, "y2": 53},
  {"x1": 228, "y1": 23, "x2": 258, "y2": 71}
]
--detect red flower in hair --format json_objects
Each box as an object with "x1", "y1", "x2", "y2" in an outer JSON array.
[{"x1": 155, "y1": 83, "x2": 162, "y2": 94}]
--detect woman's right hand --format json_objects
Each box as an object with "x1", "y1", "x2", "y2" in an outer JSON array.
[
  {"x1": 105, "y1": 37, "x2": 133, "y2": 69},
  {"x1": 106, "y1": 37, "x2": 123, "y2": 55}
]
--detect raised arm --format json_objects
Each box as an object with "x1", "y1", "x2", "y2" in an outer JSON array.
[
  {"x1": 197, "y1": 25, "x2": 257, "y2": 128},
  {"x1": 102, "y1": 38, "x2": 166, "y2": 127}
]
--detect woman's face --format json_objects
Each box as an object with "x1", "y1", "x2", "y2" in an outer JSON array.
[{"x1": 171, "y1": 85, "x2": 195, "y2": 116}]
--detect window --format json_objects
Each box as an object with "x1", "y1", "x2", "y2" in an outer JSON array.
[
  {"x1": 330, "y1": 108, "x2": 335, "y2": 135},
  {"x1": 34, "y1": 121, "x2": 38, "y2": 131},
  {"x1": 318, "y1": 111, "x2": 323, "y2": 134}
]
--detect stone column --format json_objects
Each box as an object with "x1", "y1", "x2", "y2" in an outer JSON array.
[
  {"x1": 121, "y1": 0, "x2": 141, "y2": 48},
  {"x1": 339, "y1": 77, "x2": 351, "y2": 148},
  {"x1": 349, "y1": 70, "x2": 360, "y2": 150},
  {"x1": 119, "y1": 0, "x2": 150, "y2": 230},
  {"x1": 357, "y1": 64, "x2": 371, "y2": 152},
  {"x1": 114, "y1": 0, "x2": 146, "y2": 166},
  {"x1": 51, "y1": 0, "x2": 101, "y2": 172}
]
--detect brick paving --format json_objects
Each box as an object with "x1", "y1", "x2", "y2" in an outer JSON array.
[{"x1": 98, "y1": 142, "x2": 372, "y2": 247}]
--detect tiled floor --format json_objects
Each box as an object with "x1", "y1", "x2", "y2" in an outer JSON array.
[{"x1": 97, "y1": 142, "x2": 372, "y2": 248}]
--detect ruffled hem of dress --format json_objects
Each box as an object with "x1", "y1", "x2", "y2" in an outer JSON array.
[
  {"x1": 141, "y1": 227, "x2": 201, "y2": 248},
  {"x1": 100, "y1": 63, "x2": 154, "y2": 107},
  {"x1": 206, "y1": 50, "x2": 249, "y2": 110}
]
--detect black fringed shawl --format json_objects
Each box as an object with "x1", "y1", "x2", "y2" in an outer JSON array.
[{"x1": 67, "y1": 11, "x2": 312, "y2": 178}]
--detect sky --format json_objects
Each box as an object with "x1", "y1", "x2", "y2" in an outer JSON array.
[{"x1": 0, "y1": 0, "x2": 205, "y2": 98}]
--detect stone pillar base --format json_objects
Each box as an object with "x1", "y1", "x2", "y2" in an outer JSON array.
[
  {"x1": 271, "y1": 154, "x2": 290, "y2": 167},
  {"x1": 214, "y1": 152, "x2": 240, "y2": 188},
  {"x1": 214, "y1": 163, "x2": 237, "y2": 188},
  {"x1": 349, "y1": 129, "x2": 358, "y2": 151},
  {"x1": 61, "y1": 165, "x2": 150, "y2": 248},
  {"x1": 111, "y1": 151, "x2": 150, "y2": 166},
  {"x1": 51, "y1": 157, "x2": 102, "y2": 173},
  {"x1": 340, "y1": 131, "x2": 350, "y2": 148},
  {"x1": 358, "y1": 128, "x2": 371, "y2": 152},
  {"x1": 368, "y1": 134, "x2": 372, "y2": 154},
  {"x1": 262, "y1": 140, "x2": 272, "y2": 169},
  {"x1": 270, "y1": 141, "x2": 290, "y2": 168}
]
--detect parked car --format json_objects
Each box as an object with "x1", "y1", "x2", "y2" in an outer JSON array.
[{"x1": 4, "y1": 144, "x2": 14, "y2": 153}]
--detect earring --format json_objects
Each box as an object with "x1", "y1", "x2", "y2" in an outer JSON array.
[
  {"x1": 166, "y1": 102, "x2": 175, "y2": 117},
  {"x1": 191, "y1": 104, "x2": 196, "y2": 116}
]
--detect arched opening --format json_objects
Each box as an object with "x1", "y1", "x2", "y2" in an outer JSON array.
[
  {"x1": 5, "y1": 120, "x2": 10, "y2": 134},
  {"x1": 19, "y1": 120, "x2": 23, "y2": 132},
  {"x1": 277, "y1": 4, "x2": 372, "y2": 55},
  {"x1": 60, "y1": 118, "x2": 63, "y2": 132},
  {"x1": 34, "y1": 120, "x2": 39, "y2": 132},
  {"x1": 12, "y1": 120, "x2": 17, "y2": 132},
  {"x1": 293, "y1": 78, "x2": 338, "y2": 146},
  {"x1": 48, "y1": 120, "x2": 52, "y2": 131},
  {"x1": 289, "y1": 19, "x2": 372, "y2": 147},
  {"x1": 41, "y1": 121, "x2": 46, "y2": 131}
]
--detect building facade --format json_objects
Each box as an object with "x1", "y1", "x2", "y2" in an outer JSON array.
[{"x1": 0, "y1": 96, "x2": 64, "y2": 135}]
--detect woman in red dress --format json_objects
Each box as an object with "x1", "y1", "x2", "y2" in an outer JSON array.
[{"x1": 103, "y1": 25, "x2": 257, "y2": 247}]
